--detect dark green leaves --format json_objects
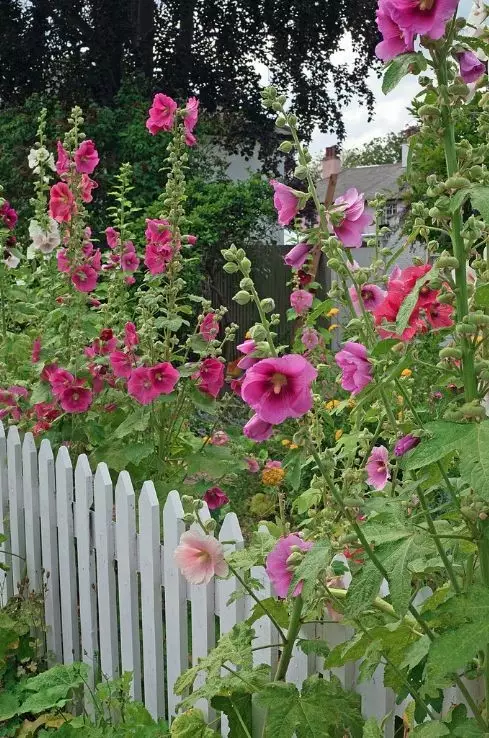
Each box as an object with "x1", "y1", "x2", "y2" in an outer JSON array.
[
  {"x1": 402, "y1": 421, "x2": 468, "y2": 471},
  {"x1": 382, "y1": 53, "x2": 428, "y2": 94},
  {"x1": 344, "y1": 560, "x2": 383, "y2": 619}
]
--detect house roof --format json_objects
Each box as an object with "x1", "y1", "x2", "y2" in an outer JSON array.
[{"x1": 317, "y1": 162, "x2": 405, "y2": 203}]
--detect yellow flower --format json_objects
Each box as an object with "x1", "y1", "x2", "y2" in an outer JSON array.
[
  {"x1": 326, "y1": 307, "x2": 340, "y2": 318},
  {"x1": 397, "y1": 411, "x2": 403, "y2": 421},
  {"x1": 401, "y1": 369, "x2": 412, "y2": 378},
  {"x1": 329, "y1": 324, "x2": 339, "y2": 332},
  {"x1": 262, "y1": 466, "x2": 286, "y2": 486},
  {"x1": 335, "y1": 429, "x2": 343, "y2": 442},
  {"x1": 245, "y1": 331, "x2": 252, "y2": 339},
  {"x1": 324, "y1": 399, "x2": 341, "y2": 411},
  {"x1": 281, "y1": 439, "x2": 291, "y2": 447},
  {"x1": 289, "y1": 443, "x2": 299, "y2": 450},
  {"x1": 347, "y1": 398, "x2": 356, "y2": 409}
]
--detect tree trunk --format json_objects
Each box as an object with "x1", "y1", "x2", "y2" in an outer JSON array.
[
  {"x1": 131, "y1": 0, "x2": 155, "y2": 80},
  {"x1": 172, "y1": 0, "x2": 195, "y2": 94}
]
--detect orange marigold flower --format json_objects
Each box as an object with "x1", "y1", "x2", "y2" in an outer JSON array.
[{"x1": 400, "y1": 368, "x2": 412, "y2": 378}]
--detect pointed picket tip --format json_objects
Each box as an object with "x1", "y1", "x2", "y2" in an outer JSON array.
[
  {"x1": 163, "y1": 489, "x2": 184, "y2": 518},
  {"x1": 218, "y1": 512, "x2": 243, "y2": 545},
  {"x1": 75, "y1": 453, "x2": 92, "y2": 477},
  {"x1": 0, "y1": 420, "x2": 5, "y2": 441},
  {"x1": 39, "y1": 438, "x2": 54, "y2": 465},
  {"x1": 140, "y1": 481, "x2": 159, "y2": 511},
  {"x1": 55, "y1": 444, "x2": 72, "y2": 472},
  {"x1": 7, "y1": 425, "x2": 21, "y2": 447},
  {"x1": 115, "y1": 470, "x2": 135, "y2": 504},
  {"x1": 94, "y1": 462, "x2": 112, "y2": 489},
  {"x1": 22, "y1": 432, "x2": 36, "y2": 455}
]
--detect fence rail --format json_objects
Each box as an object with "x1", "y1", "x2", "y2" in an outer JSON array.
[{"x1": 0, "y1": 422, "x2": 482, "y2": 736}]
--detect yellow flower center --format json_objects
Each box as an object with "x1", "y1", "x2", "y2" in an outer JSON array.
[
  {"x1": 419, "y1": 0, "x2": 435, "y2": 10},
  {"x1": 270, "y1": 372, "x2": 287, "y2": 395}
]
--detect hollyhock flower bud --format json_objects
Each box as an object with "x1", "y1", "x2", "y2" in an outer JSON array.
[
  {"x1": 335, "y1": 342, "x2": 373, "y2": 396},
  {"x1": 185, "y1": 234, "x2": 198, "y2": 245},
  {"x1": 55, "y1": 141, "x2": 70, "y2": 175},
  {"x1": 394, "y1": 434, "x2": 420, "y2": 457},
  {"x1": 174, "y1": 530, "x2": 228, "y2": 585},
  {"x1": 146, "y1": 93, "x2": 178, "y2": 135},
  {"x1": 457, "y1": 50, "x2": 486, "y2": 83},
  {"x1": 203, "y1": 487, "x2": 229, "y2": 510},
  {"x1": 74, "y1": 140, "x2": 99, "y2": 175},
  {"x1": 331, "y1": 188, "x2": 373, "y2": 248},
  {"x1": 243, "y1": 414, "x2": 274, "y2": 441},
  {"x1": 49, "y1": 182, "x2": 76, "y2": 223},
  {"x1": 284, "y1": 242, "x2": 311, "y2": 269},
  {"x1": 290, "y1": 289, "x2": 313, "y2": 315},
  {"x1": 266, "y1": 535, "x2": 313, "y2": 598},
  {"x1": 366, "y1": 446, "x2": 390, "y2": 490},
  {"x1": 270, "y1": 180, "x2": 302, "y2": 225}
]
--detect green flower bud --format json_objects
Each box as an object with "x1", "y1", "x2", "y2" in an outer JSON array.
[
  {"x1": 456, "y1": 323, "x2": 478, "y2": 335},
  {"x1": 439, "y1": 347, "x2": 462, "y2": 359},
  {"x1": 223, "y1": 262, "x2": 239, "y2": 274},
  {"x1": 278, "y1": 140, "x2": 294, "y2": 153},
  {"x1": 461, "y1": 403, "x2": 486, "y2": 419},
  {"x1": 467, "y1": 312, "x2": 489, "y2": 325},
  {"x1": 233, "y1": 290, "x2": 251, "y2": 305},
  {"x1": 294, "y1": 165, "x2": 308, "y2": 180},
  {"x1": 183, "y1": 513, "x2": 195, "y2": 524},
  {"x1": 241, "y1": 257, "x2": 252, "y2": 273},
  {"x1": 261, "y1": 298, "x2": 275, "y2": 313},
  {"x1": 343, "y1": 497, "x2": 365, "y2": 507},
  {"x1": 445, "y1": 176, "x2": 471, "y2": 190},
  {"x1": 249, "y1": 325, "x2": 267, "y2": 341},
  {"x1": 418, "y1": 104, "x2": 440, "y2": 118},
  {"x1": 438, "y1": 292, "x2": 455, "y2": 304},
  {"x1": 240, "y1": 277, "x2": 254, "y2": 290},
  {"x1": 435, "y1": 254, "x2": 459, "y2": 269},
  {"x1": 276, "y1": 114, "x2": 287, "y2": 128}
]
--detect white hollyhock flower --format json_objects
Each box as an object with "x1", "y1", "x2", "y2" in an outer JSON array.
[
  {"x1": 27, "y1": 147, "x2": 56, "y2": 174},
  {"x1": 466, "y1": 0, "x2": 489, "y2": 37},
  {"x1": 3, "y1": 250, "x2": 20, "y2": 269},
  {"x1": 29, "y1": 218, "x2": 61, "y2": 254}
]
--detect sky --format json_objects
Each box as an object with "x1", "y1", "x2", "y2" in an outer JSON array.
[{"x1": 309, "y1": 0, "x2": 473, "y2": 157}]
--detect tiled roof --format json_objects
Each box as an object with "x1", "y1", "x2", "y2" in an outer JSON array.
[{"x1": 317, "y1": 162, "x2": 405, "y2": 203}]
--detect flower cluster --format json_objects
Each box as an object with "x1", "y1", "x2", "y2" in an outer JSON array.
[
  {"x1": 103, "y1": 227, "x2": 140, "y2": 285},
  {"x1": 57, "y1": 228, "x2": 102, "y2": 293},
  {"x1": 146, "y1": 93, "x2": 199, "y2": 147},
  {"x1": 376, "y1": 0, "x2": 458, "y2": 61}
]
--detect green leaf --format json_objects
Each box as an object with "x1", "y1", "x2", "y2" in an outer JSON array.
[
  {"x1": 474, "y1": 284, "x2": 489, "y2": 308},
  {"x1": 402, "y1": 421, "x2": 467, "y2": 471},
  {"x1": 396, "y1": 268, "x2": 438, "y2": 335},
  {"x1": 412, "y1": 723, "x2": 450, "y2": 737},
  {"x1": 258, "y1": 682, "x2": 299, "y2": 738},
  {"x1": 297, "y1": 639, "x2": 330, "y2": 660},
  {"x1": 113, "y1": 408, "x2": 150, "y2": 439},
  {"x1": 307, "y1": 299, "x2": 333, "y2": 322},
  {"x1": 228, "y1": 530, "x2": 276, "y2": 571},
  {"x1": 94, "y1": 442, "x2": 154, "y2": 472},
  {"x1": 449, "y1": 188, "x2": 472, "y2": 214},
  {"x1": 285, "y1": 452, "x2": 302, "y2": 492},
  {"x1": 247, "y1": 597, "x2": 289, "y2": 629},
  {"x1": 170, "y1": 709, "x2": 219, "y2": 737},
  {"x1": 458, "y1": 422, "x2": 489, "y2": 502},
  {"x1": 469, "y1": 185, "x2": 489, "y2": 223},
  {"x1": 399, "y1": 635, "x2": 431, "y2": 671},
  {"x1": 371, "y1": 339, "x2": 400, "y2": 358},
  {"x1": 0, "y1": 690, "x2": 20, "y2": 721},
  {"x1": 211, "y1": 694, "x2": 252, "y2": 738},
  {"x1": 377, "y1": 536, "x2": 428, "y2": 615},
  {"x1": 344, "y1": 560, "x2": 384, "y2": 618},
  {"x1": 382, "y1": 52, "x2": 427, "y2": 94},
  {"x1": 289, "y1": 540, "x2": 331, "y2": 602},
  {"x1": 363, "y1": 718, "x2": 383, "y2": 738}
]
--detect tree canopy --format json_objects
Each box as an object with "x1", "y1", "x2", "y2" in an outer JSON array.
[{"x1": 342, "y1": 131, "x2": 406, "y2": 168}]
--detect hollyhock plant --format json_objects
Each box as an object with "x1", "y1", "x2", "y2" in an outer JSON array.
[
  {"x1": 121, "y1": 248, "x2": 140, "y2": 273},
  {"x1": 174, "y1": 530, "x2": 229, "y2": 585},
  {"x1": 335, "y1": 342, "x2": 373, "y2": 396},
  {"x1": 127, "y1": 366, "x2": 160, "y2": 405},
  {"x1": 184, "y1": 97, "x2": 199, "y2": 146},
  {"x1": 290, "y1": 289, "x2": 313, "y2": 315},
  {"x1": 366, "y1": 446, "x2": 391, "y2": 490},
  {"x1": 394, "y1": 434, "x2": 421, "y2": 457},
  {"x1": 203, "y1": 487, "x2": 229, "y2": 510},
  {"x1": 270, "y1": 180, "x2": 302, "y2": 226},
  {"x1": 74, "y1": 140, "x2": 99, "y2": 174},
  {"x1": 457, "y1": 50, "x2": 486, "y2": 83},
  {"x1": 49, "y1": 183, "x2": 76, "y2": 223},
  {"x1": 331, "y1": 188, "x2": 373, "y2": 248},
  {"x1": 376, "y1": 1, "x2": 415, "y2": 61},
  {"x1": 349, "y1": 284, "x2": 386, "y2": 316},
  {"x1": 29, "y1": 218, "x2": 60, "y2": 254},
  {"x1": 146, "y1": 93, "x2": 178, "y2": 135},
  {"x1": 266, "y1": 535, "x2": 313, "y2": 598},
  {"x1": 144, "y1": 242, "x2": 173, "y2": 275},
  {"x1": 195, "y1": 358, "x2": 225, "y2": 398},
  {"x1": 243, "y1": 415, "x2": 274, "y2": 442},
  {"x1": 200, "y1": 313, "x2": 220, "y2": 341},
  {"x1": 241, "y1": 355, "x2": 317, "y2": 425},
  {"x1": 284, "y1": 242, "x2": 311, "y2": 269}
]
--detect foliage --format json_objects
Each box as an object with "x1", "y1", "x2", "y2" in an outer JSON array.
[{"x1": 342, "y1": 131, "x2": 407, "y2": 168}]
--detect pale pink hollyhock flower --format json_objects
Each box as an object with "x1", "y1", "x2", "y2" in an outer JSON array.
[
  {"x1": 335, "y1": 342, "x2": 373, "y2": 396},
  {"x1": 270, "y1": 180, "x2": 301, "y2": 226},
  {"x1": 121, "y1": 250, "x2": 140, "y2": 272},
  {"x1": 81, "y1": 174, "x2": 98, "y2": 203},
  {"x1": 195, "y1": 358, "x2": 225, "y2": 398},
  {"x1": 331, "y1": 188, "x2": 373, "y2": 248},
  {"x1": 301, "y1": 327, "x2": 319, "y2": 350},
  {"x1": 266, "y1": 535, "x2": 313, "y2": 598},
  {"x1": 124, "y1": 322, "x2": 139, "y2": 348},
  {"x1": 237, "y1": 339, "x2": 258, "y2": 370},
  {"x1": 209, "y1": 431, "x2": 229, "y2": 446},
  {"x1": 144, "y1": 242, "x2": 173, "y2": 275},
  {"x1": 49, "y1": 369, "x2": 75, "y2": 398},
  {"x1": 71, "y1": 264, "x2": 98, "y2": 293},
  {"x1": 146, "y1": 93, "x2": 178, "y2": 135},
  {"x1": 174, "y1": 530, "x2": 228, "y2": 585},
  {"x1": 74, "y1": 140, "x2": 99, "y2": 175},
  {"x1": 105, "y1": 227, "x2": 120, "y2": 249},
  {"x1": 388, "y1": 0, "x2": 459, "y2": 40},
  {"x1": 145, "y1": 218, "x2": 171, "y2": 245},
  {"x1": 366, "y1": 446, "x2": 390, "y2": 490},
  {"x1": 245, "y1": 457, "x2": 260, "y2": 473},
  {"x1": 241, "y1": 355, "x2": 317, "y2": 425},
  {"x1": 31, "y1": 337, "x2": 41, "y2": 364},
  {"x1": 149, "y1": 362, "x2": 179, "y2": 396},
  {"x1": 349, "y1": 284, "x2": 386, "y2": 316},
  {"x1": 55, "y1": 141, "x2": 70, "y2": 175},
  {"x1": 375, "y1": 1, "x2": 415, "y2": 61},
  {"x1": 127, "y1": 366, "x2": 159, "y2": 404},
  {"x1": 184, "y1": 97, "x2": 199, "y2": 146},
  {"x1": 243, "y1": 415, "x2": 274, "y2": 442},
  {"x1": 200, "y1": 313, "x2": 220, "y2": 341},
  {"x1": 284, "y1": 242, "x2": 311, "y2": 269},
  {"x1": 125, "y1": 276, "x2": 136, "y2": 285},
  {"x1": 59, "y1": 384, "x2": 93, "y2": 414},
  {"x1": 290, "y1": 289, "x2": 313, "y2": 315},
  {"x1": 110, "y1": 350, "x2": 133, "y2": 379},
  {"x1": 203, "y1": 486, "x2": 229, "y2": 510},
  {"x1": 457, "y1": 51, "x2": 486, "y2": 83},
  {"x1": 49, "y1": 182, "x2": 76, "y2": 223}
]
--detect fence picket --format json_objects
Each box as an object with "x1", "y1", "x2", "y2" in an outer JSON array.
[
  {"x1": 0, "y1": 421, "x2": 12, "y2": 604},
  {"x1": 139, "y1": 481, "x2": 165, "y2": 720},
  {"x1": 94, "y1": 463, "x2": 119, "y2": 682},
  {"x1": 23, "y1": 433, "x2": 41, "y2": 594},
  {"x1": 39, "y1": 439, "x2": 62, "y2": 665},
  {"x1": 7, "y1": 427, "x2": 24, "y2": 591},
  {"x1": 75, "y1": 454, "x2": 98, "y2": 696},
  {"x1": 163, "y1": 490, "x2": 188, "y2": 720},
  {"x1": 249, "y1": 564, "x2": 278, "y2": 735},
  {"x1": 115, "y1": 471, "x2": 142, "y2": 701},
  {"x1": 56, "y1": 446, "x2": 79, "y2": 663}
]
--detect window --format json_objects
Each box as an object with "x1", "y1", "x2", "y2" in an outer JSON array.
[{"x1": 384, "y1": 200, "x2": 397, "y2": 220}]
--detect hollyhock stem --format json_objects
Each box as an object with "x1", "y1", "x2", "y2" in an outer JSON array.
[
  {"x1": 273, "y1": 595, "x2": 303, "y2": 682},
  {"x1": 0, "y1": 264, "x2": 7, "y2": 341},
  {"x1": 228, "y1": 563, "x2": 286, "y2": 643},
  {"x1": 249, "y1": 283, "x2": 277, "y2": 357}
]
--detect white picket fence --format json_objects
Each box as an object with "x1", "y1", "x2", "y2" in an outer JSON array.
[{"x1": 0, "y1": 422, "x2": 482, "y2": 736}]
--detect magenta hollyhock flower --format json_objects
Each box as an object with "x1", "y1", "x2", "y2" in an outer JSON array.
[
  {"x1": 237, "y1": 339, "x2": 258, "y2": 371},
  {"x1": 31, "y1": 337, "x2": 41, "y2": 364},
  {"x1": 366, "y1": 446, "x2": 391, "y2": 490},
  {"x1": 110, "y1": 350, "x2": 133, "y2": 379},
  {"x1": 200, "y1": 313, "x2": 220, "y2": 341},
  {"x1": 270, "y1": 180, "x2": 301, "y2": 226},
  {"x1": 209, "y1": 431, "x2": 229, "y2": 446},
  {"x1": 331, "y1": 188, "x2": 373, "y2": 248},
  {"x1": 389, "y1": 0, "x2": 459, "y2": 40},
  {"x1": 146, "y1": 93, "x2": 178, "y2": 135},
  {"x1": 245, "y1": 457, "x2": 260, "y2": 473},
  {"x1": 266, "y1": 535, "x2": 313, "y2": 598},
  {"x1": 243, "y1": 414, "x2": 274, "y2": 441},
  {"x1": 290, "y1": 289, "x2": 313, "y2": 315},
  {"x1": 457, "y1": 50, "x2": 486, "y2": 83},
  {"x1": 49, "y1": 369, "x2": 75, "y2": 398},
  {"x1": 90, "y1": 249, "x2": 102, "y2": 272},
  {"x1": 55, "y1": 141, "x2": 70, "y2": 175},
  {"x1": 124, "y1": 322, "x2": 139, "y2": 348},
  {"x1": 174, "y1": 530, "x2": 228, "y2": 585},
  {"x1": 195, "y1": 358, "x2": 225, "y2": 398},
  {"x1": 394, "y1": 434, "x2": 420, "y2": 457},
  {"x1": 184, "y1": 97, "x2": 199, "y2": 146},
  {"x1": 149, "y1": 362, "x2": 179, "y2": 396},
  {"x1": 349, "y1": 284, "x2": 387, "y2": 316},
  {"x1": 145, "y1": 218, "x2": 171, "y2": 245},
  {"x1": 71, "y1": 264, "x2": 98, "y2": 293},
  {"x1": 0, "y1": 201, "x2": 18, "y2": 230},
  {"x1": 80, "y1": 174, "x2": 98, "y2": 204},
  {"x1": 426, "y1": 301, "x2": 454, "y2": 329},
  {"x1": 49, "y1": 183, "x2": 76, "y2": 223},
  {"x1": 127, "y1": 366, "x2": 159, "y2": 404},
  {"x1": 185, "y1": 234, "x2": 198, "y2": 245},
  {"x1": 301, "y1": 327, "x2": 319, "y2": 350},
  {"x1": 203, "y1": 486, "x2": 229, "y2": 510},
  {"x1": 74, "y1": 140, "x2": 99, "y2": 175},
  {"x1": 105, "y1": 227, "x2": 120, "y2": 249},
  {"x1": 121, "y1": 250, "x2": 140, "y2": 273},
  {"x1": 125, "y1": 276, "x2": 136, "y2": 285},
  {"x1": 59, "y1": 384, "x2": 93, "y2": 414},
  {"x1": 335, "y1": 342, "x2": 373, "y2": 396},
  {"x1": 144, "y1": 243, "x2": 173, "y2": 275},
  {"x1": 241, "y1": 354, "x2": 317, "y2": 425},
  {"x1": 284, "y1": 242, "x2": 311, "y2": 269},
  {"x1": 376, "y1": 0, "x2": 415, "y2": 61}
]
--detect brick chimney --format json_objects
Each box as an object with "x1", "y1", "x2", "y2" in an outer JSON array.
[{"x1": 322, "y1": 145, "x2": 341, "y2": 180}]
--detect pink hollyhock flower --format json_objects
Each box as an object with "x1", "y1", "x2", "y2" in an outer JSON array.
[
  {"x1": 0, "y1": 201, "x2": 18, "y2": 230},
  {"x1": 31, "y1": 337, "x2": 41, "y2": 364},
  {"x1": 335, "y1": 342, "x2": 373, "y2": 395},
  {"x1": 49, "y1": 183, "x2": 76, "y2": 223},
  {"x1": 184, "y1": 97, "x2": 199, "y2": 146},
  {"x1": 174, "y1": 530, "x2": 228, "y2": 585},
  {"x1": 57, "y1": 249, "x2": 71, "y2": 273},
  {"x1": 237, "y1": 339, "x2": 258, "y2": 371},
  {"x1": 290, "y1": 289, "x2": 313, "y2": 315},
  {"x1": 110, "y1": 350, "x2": 133, "y2": 378},
  {"x1": 34, "y1": 402, "x2": 59, "y2": 422},
  {"x1": 121, "y1": 250, "x2": 140, "y2": 272},
  {"x1": 185, "y1": 234, "x2": 198, "y2": 245},
  {"x1": 127, "y1": 366, "x2": 159, "y2": 405},
  {"x1": 105, "y1": 227, "x2": 120, "y2": 249},
  {"x1": 80, "y1": 174, "x2": 98, "y2": 204},
  {"x1": 124, "y1": 322, "x2": 139, "y2": 348},
  {"x1": 125, "y1": 275, "x2": 136, "y2": 286},
  {"x1": 55, "y1": 141, "x2": 70, "y2": 175},
  {"x1": 200, "y1": 313, "x2": 220, "y2": 342},
  {"x1": 144, "y1": 242, "x2": 173, "y2": 275},
  {"x1": 203, "y1": 486, "x2": 229, "y2": 510},
  {"x1": 49, "y1": 369, "x2": 75, "y2": 398},
  {"x1": 301, "y1": 327, "x2": 319, "y2": 350},
  {"x1": 270, "y1": 180, "x2": 301, "y2": 226},
  {"x1": 266, "y1": 534, "x2": 313, "y2": 598},
  {"x1": 388, "y1": 0, "x2": 459, "y2": 40},
  {"x1": 41, "y1": 363, "x2": 59, "y2": 383},
  {"x1": 231, "y1": 377, "x2": 243, "y2": 397},
  {"x1": 349, "y1": 283, "x2": 387, "y2": 316},
  {"x1": 245, "y1": 457, "x2": 260, "y2": 473},
  {"x1": 209, "y1": 431, "x2": 229, "y2": 446},
  {"x1": 366, "y1": 446, "x2": 390, "y2": 490},
  {"x1": 145, "y1": 218, "x2": 172, "y2": 245},
  {"x1": 8, "y1": 385, "x2": 28, "y2": 398},
  {"x1": 243, "y1": 414, "x2": 274, "y2": 441},
  {"x1": 394, "y1": 434, "x2": 420, "y2": 457},
  {"x1": 331, "y1": 188, "x2": 373, "y2": 248},
  {"x1": 59, "y1": 384, "x2": 93, "y2": 414},
  {"x1": 374, "y1": 264, "x2": 437, "y2": 341},
  {"x1": 146, "y1": 93, "x2": 178, "y2": 135},
  {"x1": 90, "y1": 250, "x2": 102, "y2": 272},
  {"x1": 376, "y1": 1, "x2": 415, "y2": 61},
  {"x1": 195, "y1": 358, "x2": 225, "y2": 398},
  {"x1": 149, "y1": 362, "x2": 179, "y2": 395},
  {"x1": 71, "y1": 264, "x2": 98, "y2": 293},
  {"x1": 425, "y1": 301, "x2": 453, "y2": 329},
  {"x1": 457, "y1": 50, "x2": 486, "y2": 83},
  {"x1": 241, "y1": 355, "x2": 317, "y2": 425},
  {"x1": 284, "y1": 242, "x2": 311, "y2": 269},
  {"x1": 74, "y1": 140, "x2": 99, "y2": 174}
]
